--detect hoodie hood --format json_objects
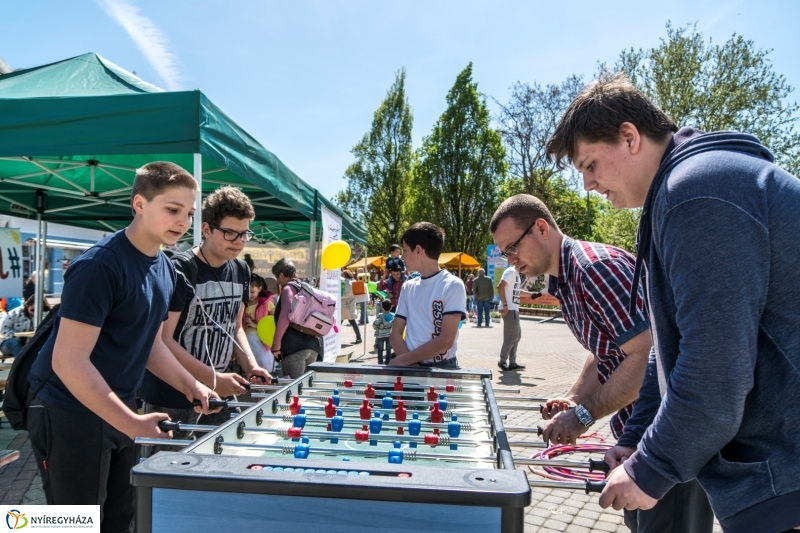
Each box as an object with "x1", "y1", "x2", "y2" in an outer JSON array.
[{"x1": 628, "y1": 128, "x2": 774, "y2": 314}]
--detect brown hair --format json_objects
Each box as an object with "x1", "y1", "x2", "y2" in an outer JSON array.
[
  {"x1": 24, "y1": 295, "x2": 51, "y2": 312},
  {"x1": 401, "y1": 222, "x2": 444, "y2": 260},
  {"x1": 490, "y1": 194, "x2": 559, "y2": 234},
  {"x1": 131, "y1": 162, "x2": 197, "y2": 204},
  {"x1": 202, "y1": 186, "x2": 255, "y2": 228},
  {"x1": 546, "y1": 72, "x2": 678, "y2": 169}
]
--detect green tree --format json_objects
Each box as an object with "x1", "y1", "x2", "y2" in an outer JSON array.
[
  {"x1": 611, "y1": 22, "x2": 800, "y2": 174},
  {"x1": 335, "y1": 68, "x2": 414, "y2": 255},
  {"x1": 593, "y1": 202, "x2": 641, "y2": 253},
  {"x1": 495, "y1": 75, "x2": 584, "y2": 198},
  {"x1": 413, "y1": 63, "x2": 507, "y2": 261}
]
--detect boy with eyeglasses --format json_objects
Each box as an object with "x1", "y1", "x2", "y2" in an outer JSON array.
[{"x1": 140, "y1": 186, "x2": 271, "y2": 446}]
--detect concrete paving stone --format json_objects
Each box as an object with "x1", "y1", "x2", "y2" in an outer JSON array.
[
  {"x1": 598, "y1": 513, "x2": 623, "y2": 524},
  {"x1": 542, "y1": 495, "x2": 567, "y2": 505},
  {"x1": 578, "y1": 507, "x2": 601, "y2": 520},
  {"x1": 529, "y1": 529, "x2": 564, "y2": 533},
  {"x1": 530, "y1": 505, "x2": 556, "y2": 518},
  {"x1": 524, "y1": 514, "x2": 547, "y2": 527},
  {"x1": 592, "y1": 519, "x2": 621, "y2": 532},
  {"x1": 565, "y1": 525, "x2": 591, "y2": 533},
  {"x1": 541, "y1": 518, "x2": 570, "y2": 532},
  {"x1": 555, "y1": 504, "x2": 580, "y2": 518},
  {"x1": 569, "y1": 516, "x2": 597, "y2": 528}
]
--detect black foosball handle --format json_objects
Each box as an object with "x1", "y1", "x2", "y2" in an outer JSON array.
[
  {"x1": 158, "y1": 420, "x2": 180, "y2": 432},
  {"x1": 588, "y1": 458, "x2": 610, "y2": 474},
  {"x1": 585, "y1": 480, "x2": 606, "y2": 493},
  {"x1": 244, "y1": 378, "x2": 279, "y2": 389},
  {"x1": 192, "y1": 398, "x2": 228, "y2": 410}
]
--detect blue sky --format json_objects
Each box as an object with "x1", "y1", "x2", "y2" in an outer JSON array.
[{"x1": 2, "y1": 0, "x2": 799, "y2": 202}]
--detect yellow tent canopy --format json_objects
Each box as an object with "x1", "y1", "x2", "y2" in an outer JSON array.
[
  {"x1": 438, "y1": 252, "x2": 481, "y2": 274},
  {"x1": 345, "y1": 256, "x2": 386, "y2": 271}
]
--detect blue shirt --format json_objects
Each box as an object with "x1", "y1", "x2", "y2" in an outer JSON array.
[{"x1": 29, "y1": 230, "x2": 175, "y2": 411}]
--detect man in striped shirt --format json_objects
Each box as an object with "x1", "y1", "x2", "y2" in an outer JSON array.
[{"x1": 490, "y1": 194, "x2": 713, "y2": 533}]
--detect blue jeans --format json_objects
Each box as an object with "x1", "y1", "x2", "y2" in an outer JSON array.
[
  {"x1": 359, "y1": 302, "x2": 369, "y2": 324},
  {"x1": 0, "y1": 338, "x2": 25, "y2": 358},
  {"x1": 475, "y1": 300, "x2": 491, "y2": 326},
  {"x1": 376, "y1": 337, "x2": 392, "y2": 365}
]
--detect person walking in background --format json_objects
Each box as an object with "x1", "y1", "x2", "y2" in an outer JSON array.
[
  {"x1": 372, "y1": 299, "x2": 394, "y2": 364},
  {"x1": 472, "y1": 268, "x2": 494, "y2": 327},
  {"x1": 356, "y1": 267, "x2": 369, "y2": 325},
  {"x1": 465, "y1": 273, "x2": 475, "y2": 316},
  {"x1": 272, "y1": 258, "x2": 322, "y2": 378},
  {"x1": 496, "y1": 265, "x2": 531, "y2": 371},
  {"x1": 385, "y1": 244, "x2": 406, "y2": 292},
  {"x1": 340, "y1": 270, "x2": 363, "y2": 345},
  {"x1": 244, "y1": 273, "x2": 276, "y2": 374}
]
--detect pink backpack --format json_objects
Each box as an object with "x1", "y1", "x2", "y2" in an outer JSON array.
[{"x1": 287, "y1": 281, "x2": 337, "y2": 337}]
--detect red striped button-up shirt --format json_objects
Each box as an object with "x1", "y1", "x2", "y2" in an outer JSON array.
[{"x1": 548, "y1": 236, "x2": 649, "y2": 438}]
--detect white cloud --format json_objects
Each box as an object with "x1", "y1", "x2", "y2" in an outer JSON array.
[{"x1": 96, "y1": 0, "x2": 182, "y2": 90}]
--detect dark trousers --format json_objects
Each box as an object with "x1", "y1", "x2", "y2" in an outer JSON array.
[
  {"x1": 28, "y1": 398, "x2": 136, "y2": 533},
  {"x1": 475, "y1": 300, "x2": 491, "y2": 326},
  {"x1": 376, "y1": 337, "x2": 392, "y2": 364},
  {"x1": 623, "y1": 478, "x2": 714, "y2": 533},
  {"x1": 347, "y1": 319, "x2": 362, "y2": 341}
]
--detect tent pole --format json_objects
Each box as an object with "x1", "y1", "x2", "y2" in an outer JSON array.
[
  {"x1": 193, "y1": 154, "x2": 202, "y2": 247},
  {"x1": 309, "y1": 222, "x2": 316, "y2": 280},
  {"x1": 363, "y1": 252, "x2": 367, "y2": 359},
  {"x1": 33, "y1": 214, "x2": 43, "y2": 328}
]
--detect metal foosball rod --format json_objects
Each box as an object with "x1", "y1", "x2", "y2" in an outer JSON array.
[
  {"x1": 267, "y1": 399, "x2": 492, "y2": 421},
  {"x1": 243, "y1": 426, "x2": 496, "y2": 448},
  {"x1": 192, "y1": 398, "x2": 255, "y2": 409},
  {"x1": 261, "y1": 413, "x2": 493, "y2": 432},
  {"x1": 302, "y1": 386, "x2": 543, "y2": 402},
  {"x1": 516, "y1": 457, "x2": 609, "y2": 473},
  {"x1": 210, "y1": 438, "x2": 502, "y2": 464},
  {"x1": 528, "y1": 478, "x2": 607, "y2": 493},
  {"x1": 309, "y1": 378, "x2": 520, "y2": 394},
  {"x1": 279, "y1": 394, "x2": 508, "y2": 412}
]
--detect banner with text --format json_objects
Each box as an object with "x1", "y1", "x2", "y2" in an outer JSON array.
[
  {"x1": 240, "y1": 241, "x2": 310, "y2": 281},
  {"x1": 3, "y1": 505, "x2": 100, "y2": 531},
  {"x1": 0, "y1": 228, "x2": 23, "y2": 299},
  {"x1": 320, "y1": 207, "x2": 342, "y2": 361},
  {"x1": 486, "y1": 244, "x2": 507, "y2": 302}
]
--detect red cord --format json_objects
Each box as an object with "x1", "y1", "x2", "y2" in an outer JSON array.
[{"x1": 528, "y1": 436, "x2": 611, "y2": 482}]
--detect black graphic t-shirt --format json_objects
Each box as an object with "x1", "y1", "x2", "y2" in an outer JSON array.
[{"x1": 140, "y1": 252, "x2": 249, "y2": 409}]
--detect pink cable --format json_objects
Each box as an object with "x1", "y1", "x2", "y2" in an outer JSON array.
[{"x1": 528, "y1": 435, "x2": 612, "y2": 482}]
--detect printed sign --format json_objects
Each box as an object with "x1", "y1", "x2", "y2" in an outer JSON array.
[
  {"x1": 240, "y1": 241, "x2": 310, "y2": 280},
  {"x1": 0, "y1": 228, "x2": 23, "y2": 298},
  {"x1": 5, "y1": 505, "x2": 100, "y2": 531},
  {"x1": 320, "y1": 206, "x2": 342, "y2": 361},
  {"x1": 486, "y1": 244, "x2": 508, "y2": 302}
]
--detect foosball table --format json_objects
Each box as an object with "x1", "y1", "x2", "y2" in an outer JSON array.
[{"x1": 133, "y1": 363, "x2": 535, "y2": 533}]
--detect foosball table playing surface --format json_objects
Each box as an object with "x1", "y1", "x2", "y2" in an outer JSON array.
[{"x1": 132, "y1": 363, "x2": 532, "y2": 533}]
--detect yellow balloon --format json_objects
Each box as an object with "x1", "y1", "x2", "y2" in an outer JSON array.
[
  {"x1": 321, "y1": 240, "x2": 351, "y2": 270},
  {"x1": 257, "y1": 316, "x2": 276, "y2": 346}
]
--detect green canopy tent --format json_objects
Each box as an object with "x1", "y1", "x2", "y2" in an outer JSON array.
[{"x1": 0, "y1": 53, "x2": 365, "y2": 322}]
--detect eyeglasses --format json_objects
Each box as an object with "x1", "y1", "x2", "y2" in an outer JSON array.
[
  {"x1": 211, "y1": 225, "x2": 256, "y2": 242},
  {"x1": 500, "y1": 220, "x2": 536, "y2": 260}
]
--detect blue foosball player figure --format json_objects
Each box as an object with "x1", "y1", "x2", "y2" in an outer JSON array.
[
  {"x1": 448, "y1": 414, "x2": 461, "y2": 450},
  {"x1": 388, "y1": 441, "x2": 403, "y2": 464},
  {"x1": 382, "y1": 392, "x2": 394, "y2": 410},
  {"x1": 409, "y1": 413, "x2": 421, "y2": 448},
  {"x1": 332, "y1": 389, "x2": 341, "y2": 407},
  {"x1": 331, "y1": 409, "x2": 344, "y2": 444},
  {"x1": 294, "y1": 437, "x2": 310, "y2": 459},
  {"x1": 293, "y1": 407, "x2": 307, "y2": 429},
  {"x1": 369, "y1": 412, "x2": 383, "y2": 445},
  {"x1": 438, "y1": 393, "x2": 448, "y2": 411}
]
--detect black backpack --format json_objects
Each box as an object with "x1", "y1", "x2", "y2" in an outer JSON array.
[{"x1": 2, "y1": 304, "x2": 60, "y2": 431}]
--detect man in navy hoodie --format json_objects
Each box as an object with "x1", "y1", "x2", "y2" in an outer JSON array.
[{"x1": 546, "y1": 73, "x2": 800, "y2": 533}]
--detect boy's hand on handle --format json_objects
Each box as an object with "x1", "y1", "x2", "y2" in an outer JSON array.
[
  {"x1": 247, "y1": 366, "x2": 272, "y2": 384},
  {"x1": 542, "y1": 398, "x2": 576, "y2": 420},
  {"x1": 604, "y1": 445, "x2": 636, "y2": 470},
  {"x1": 214, "y1": 372, "x2": 248, "y2": 397},
  {"x1": 187, "y1": 381, "x2": 221, "y2": 414},
  {"x1": 128, "y1": 412, "x2": 172, "y2": 440}
]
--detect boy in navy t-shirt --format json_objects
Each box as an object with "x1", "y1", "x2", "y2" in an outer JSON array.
[{"x1": 27, "y1": 162, "x2": 218, "y2": 532}]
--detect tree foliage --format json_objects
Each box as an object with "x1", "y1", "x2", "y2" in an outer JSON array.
[
  {"x1": 412, "y1": 63, "x2": 507, "y2": 260},
  {"x1": 335, "y1": 69, "x2": 414, "y2": 255},
  {"x1": 495, "y1": 76, "x2": 584, "y2": 197},
  {"x1": 611, "y1": 22, "x2": 800, "y2": 174}
]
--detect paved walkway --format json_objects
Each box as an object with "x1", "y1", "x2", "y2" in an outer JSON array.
[{"x1": 0, "y1": 315, "x2": 722, "y2": 532}]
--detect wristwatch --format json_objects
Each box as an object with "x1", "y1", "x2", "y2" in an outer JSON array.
[{"x1": 574, "y1": 405, "x2": 595, "y2": 428}]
